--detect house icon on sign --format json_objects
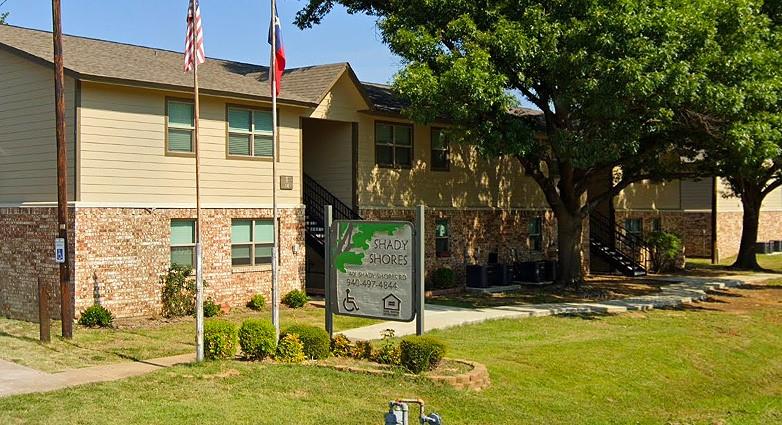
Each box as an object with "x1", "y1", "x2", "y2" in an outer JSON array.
[{"x1": 382, "y1": 294, "x2": 401, "y2": 317}]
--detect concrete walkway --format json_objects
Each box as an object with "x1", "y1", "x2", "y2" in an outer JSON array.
[
  {"x1": 0, "y1": 353, "x2": 193, "y2": 398},
  {"x1": 341, "y1": 274, "x2": 772, "y2": 341}
]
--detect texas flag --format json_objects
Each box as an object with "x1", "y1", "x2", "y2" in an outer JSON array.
[{"x1": 268, "y1": 3, "x2": 286, "y2": 96}]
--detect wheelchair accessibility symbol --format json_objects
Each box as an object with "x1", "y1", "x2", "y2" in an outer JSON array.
[{"x1": 342, "y1": 288, "x2": 359, "y2": 312}]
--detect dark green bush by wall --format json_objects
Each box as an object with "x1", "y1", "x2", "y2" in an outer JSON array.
[{"x1": 400, "y1": 336, "x2": 447, "y2": 374}]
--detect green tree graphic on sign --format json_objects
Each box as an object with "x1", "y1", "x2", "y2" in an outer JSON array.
[{"x1": 333, "y1": 222, "x2": 402, "y2": 273}]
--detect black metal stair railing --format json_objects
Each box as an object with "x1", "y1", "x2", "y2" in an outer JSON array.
[
  {"x1": 589, "y1": 211, "x2": 650, "y2": 276},
  {"x1": 303, "y1": 173, "x2": 361, "y2": 255}
]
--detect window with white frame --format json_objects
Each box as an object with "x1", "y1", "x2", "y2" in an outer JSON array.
[
  {"x1": 231, "y1": 219, "x2": 274, "y2": 266},
  {"x1": 227, "y1": 107, "x2": 274, "y2": 157}
]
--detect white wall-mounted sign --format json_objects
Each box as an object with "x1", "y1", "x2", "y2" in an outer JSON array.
[{"x1": 54, "y1": 238, "x2": 66, "y2": 264}]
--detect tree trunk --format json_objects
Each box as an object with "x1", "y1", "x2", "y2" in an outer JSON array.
[
  {"x1": 732, "y1": 191, "x2": 763, "y2": 270},
  {"x1": 555, "y1": 210, "x2": 585, "y2": 288}
]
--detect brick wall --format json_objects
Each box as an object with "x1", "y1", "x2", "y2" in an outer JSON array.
[
  {"x1": 715, "y1": 211, "x2": 782, "y2": 261},
  {"x1": 0, "y1": 207, "x2": 75, "y2": 321},
  {"x1": 74, "y1": 207, "x2": 305, "y2": 318},
  {"x1": 358, "y1": 208, "x2": 558, "y2": 285},
  {"x1": 615, "y1": 210, "x2": 713, "y2": 258}
]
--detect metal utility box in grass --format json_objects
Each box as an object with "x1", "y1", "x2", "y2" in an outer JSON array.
[{"x1": 323, "y1": 206, "x2": 425, "y2": 336}]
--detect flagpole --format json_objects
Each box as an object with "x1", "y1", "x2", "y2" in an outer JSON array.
[
  {"x1": 270, "y1": 0, "x2": 280, "y2": 339},
  {"x1": 193, "y1": 11, "x2": 205, "y2": 363}
]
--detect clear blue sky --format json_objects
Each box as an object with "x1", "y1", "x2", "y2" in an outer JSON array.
[{"x1": 0, "y1": 0, "x2": 401, "y2": 84}]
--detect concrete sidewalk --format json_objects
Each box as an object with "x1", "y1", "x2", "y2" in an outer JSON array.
[
  {"x1": 340, "y1": 274, "x2": 766, "y2": 341},
  {"x1": 0, "y1": 353, "x2": 193, "y2": 398}
]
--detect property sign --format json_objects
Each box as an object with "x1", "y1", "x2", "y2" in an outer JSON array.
[
  {"x1": 54, "y1": 238, "x2": 66, "y2": 264},
  {"x1": 329, "y1": 220, "x2": 417, "y2": 322}
]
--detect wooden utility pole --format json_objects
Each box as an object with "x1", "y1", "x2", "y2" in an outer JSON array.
[{"x1": 52, "y1": 0, "x2": 72, "y2": 339}]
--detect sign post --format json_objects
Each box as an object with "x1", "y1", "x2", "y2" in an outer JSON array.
[
  {"x1": 324, "y1": 205, "x2": 333, "y2": 337},
  {"x1": 325, "y1": 215, "x2": 424, "y2": 327},
  {"x1": 415, "y1": 205, "x2": 425, "y2": 336}
]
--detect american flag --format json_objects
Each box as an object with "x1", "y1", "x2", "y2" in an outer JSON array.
[{"x1": 184, "y1": 0, "x2": 205, "y2": 72}]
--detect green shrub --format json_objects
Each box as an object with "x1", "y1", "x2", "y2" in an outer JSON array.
[
  {"x1": 400, "y1": 336, "x2": 446, "y2": 374},
  {"x1": 372, "y1": 329, "x2": 401, "y2": 366},
  {"x1": 353, "y1": 340, "x2": 373, "y2": 360},
  {"x1": 644, "y1": 231, "x2": 683, "y2": 273},
  {"x1": 247, "y1": 294, "x2": 266, "y2": 311},
  {"x1": 331, "y1": 334, "x2": 355, "y2": 357},
  {"x1": 161, "y1": 264, "x2": 196, "y2": 318},
  {"x1": 203, "y1": 298, "x2": 221, "y2": 318},
  {"x1": 282, "y1": 325, "x2": 330, "y2": 360},
  {"x1": 282, "y1": 289, "x2": 309, "y2": 308},
  {"x1": 429, "y1": 267, "x2": 456, "y2": 290},
  {"x1": 204, "y1": 320, "x2": 238, "y2": 360},
  {"x1": 275, "y1": 334, "x2": 305, "y2": 363},
  {"x1": 78, "y1": 304, "x2": 113, "y2": 328},
  {"x1": 238, "y1": 319, "x2": 277, "y2": 360}
]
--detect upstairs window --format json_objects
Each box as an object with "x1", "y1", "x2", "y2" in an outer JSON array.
[
  {"x1": 227, "y1": 108, "x2": 274, "y2": 158},
  {"x1": 430, "y1": 128, "x2": 450, "y2": 171},
  {"x1": 435, "y1": 219, "x2": 450, "y2": 257},
  {"x1": 528, "y1": 217, "x2": 542, "y2": 251},
  {"x1": 231, "y1": 219, "x2": 274, "y2": 266},
  {"x1": 375, "y1": 122, "x2": 412, "y2": 168},
  {"x1": 170, "y1": 220, "x2": 196, "y2": 268},
  {"x1": 167, "y1": 101, "x2": 195, "y2": 153}
]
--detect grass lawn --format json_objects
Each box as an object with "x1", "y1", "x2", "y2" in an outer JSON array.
[
  {"x1": 0, "y1": 305, "x2": 378, "y2": 373},
  {"x1": 687, "y1": 253, "x2": 782, "y2": 274},
  {"x1": 1, "y1": 282, "x2": 780, "y2": 424}
]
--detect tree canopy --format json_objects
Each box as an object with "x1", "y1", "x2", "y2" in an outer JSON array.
[{"x1": 296, "y1": 0, "x2": 777, "y2": 283}]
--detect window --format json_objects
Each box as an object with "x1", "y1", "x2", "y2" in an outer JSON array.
[
  {"x1": 430, "y1": 128, "x2": 450, "y2": 171},
  {"x1": 435, "y1": 219, "x2": 450, "y2": 257},
  {"x1": 170, "y1": 220, "x2": 196, "y2": 267},
  {"x1": 227, "y1": 107, "x2": 274, "y2": 157},
  {"x1": 167, "y1": 100, "x2": 195, "y2": 153},
  {"x1": 652, "y1": 218, "x2": 662, "y2": 233},
  {"x1": 528, "y1": 217, "x2": 542, "y2": 251},
  {"x1": 625, "y1": 218, "x2": 643, "y2": 237},
  {"x1": 375, "y1": 122, "x2": 412, "y2": 168},
  {"x1": 231, "y1": 219, "x2": 274, "y2": 266}
]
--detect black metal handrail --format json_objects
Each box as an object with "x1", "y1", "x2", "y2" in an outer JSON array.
[
  {"x1": 303, "y1": 174, "x2": 362, "y2": 251},
  {"x1": 590, "y1": 210, "x2": 650, "y2": 271}
]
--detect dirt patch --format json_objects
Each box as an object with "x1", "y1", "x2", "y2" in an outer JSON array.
[{"x1": 684, "y1": 281, "x2": 782, "y2": 317}]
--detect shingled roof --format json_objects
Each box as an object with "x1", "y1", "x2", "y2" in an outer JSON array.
[{"x1": 0, "y1": 24, "x2": 350, "y2": 106}]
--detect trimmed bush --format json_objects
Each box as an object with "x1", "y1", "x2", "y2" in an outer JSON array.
[
  {"x1": 161, "y1": 264, "x2": 196, "y2": 318},
  {"x1": 276, "y1": 334, "x2": 305, "y2": 363},
  {"x1": 247, "y1": 294, "x2": 266, "y2": 311},
  {"x1": 429, "y1": 267, "x2": 456, "y2": 290},
  {"x1": 203, "y1": 298, "x2": 221, "y2": 318},
  {"x1": 644, "y1": 231, "x2": 684, "y2": 273},
  {"x1": 238, "y1": 319, "x2": 277, "y2": 360},
  {"x1": 78, "y1": 304, "x2": 113, "y2": 328},
  {"x1": 283, "y1": 325, "x2": 330, "y2": 360},
  {"x1": 400, "y1": 336, "x2": 447, "y2": 374},
  {"x1": 204, "y1": 320, "x2": 238, "y2": 360},
  {"x1": 331, "y1": 334, "x2": 355, "y2": 357},
  {"x1": 282, "y1": 290, "x2": 309, "y2": 308}
]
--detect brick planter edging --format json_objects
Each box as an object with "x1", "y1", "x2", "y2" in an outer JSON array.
[{"x1": 316, "y1": 358, "x2": 490, "y2": 391}]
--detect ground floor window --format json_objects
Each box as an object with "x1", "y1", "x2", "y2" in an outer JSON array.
[
  {"x1": 528, "y1": 216, "x2": 542, "y2": 251},
  {"x1": 652, "y1": 218, "x2": 662, "y2": 233},
  {"x1": 625, "y1": 218, "x2": 643, "y2": 238},
  {"x1": 170, "y1": 220, "x2": 196, "y2": 268},
  {"x1": 231, "y1": 219, "x2": 274, "y2": 266},
  {"x1": 435, "y1": 219, "x2": 450, "y2": 257}
]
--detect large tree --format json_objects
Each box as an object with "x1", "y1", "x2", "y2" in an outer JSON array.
[
  {"x1": 297, "y1": 0, "x2": 764, "y2": 285},
  {"x1": 702, "y1": 4, "x2": 782, "y2": 270}
]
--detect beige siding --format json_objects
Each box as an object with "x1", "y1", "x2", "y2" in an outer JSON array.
[
  {"x1": 716, "y1": 177, "x2": 782, "y2": 212},
  {"x1": 615, "y1": 180, "x2": 681, "y2": 210},
  {"x1": 680, "y1": 179, "x2": 713, "y2": 211},
  {"x1": 0, "y1": 49, "x2": 76, "y2": 203},
  {"x1": 302, "y1": 118, "x2": 353, "y2": 206},
  {"x1": 78, "y1": 82, "x2": 302, "y2": 206}
]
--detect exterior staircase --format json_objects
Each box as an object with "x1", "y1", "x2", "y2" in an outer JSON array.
[
  {"x1": 589, "y1": 211, "x2": 649, "y2": 277},
  {"x1": 303, "y1": 173, "x2": 361, "y2": 293}
]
